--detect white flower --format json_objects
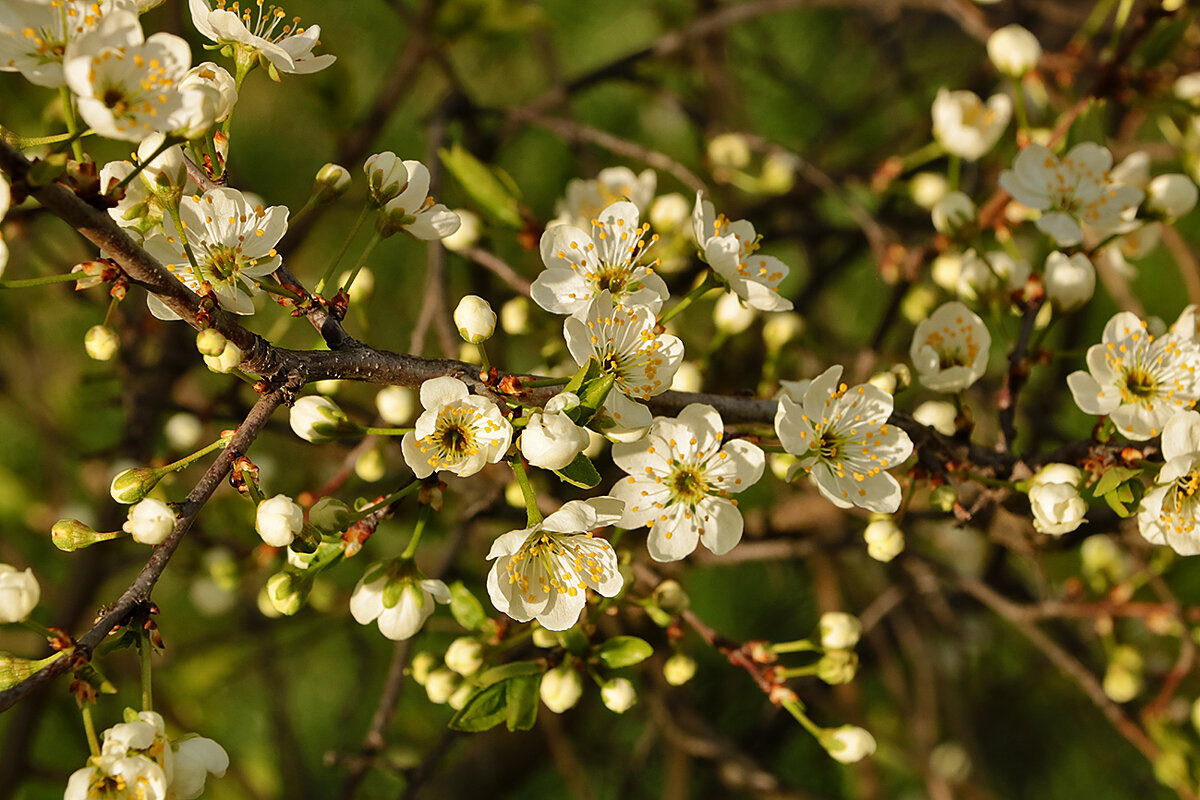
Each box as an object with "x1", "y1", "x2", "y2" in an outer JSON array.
[
  {"x1": 441, "y1": 208, "x2": 480, "y2": 252},
  {"x1": 533, "y1": 200, "x2": 669, "y2": 316},
  {"x1": 987, "y1": 24, "x2": 1041, "y2": 77},
  {"x1": 540, "y1": 662, "x2": 583, "y2": 713},
  {"x1": 0, "y1": 0, "x2": 126, "y2": 88},
  {"x1": 84, "y1": 325, "x2": 119, "y2": 361},
  {"x1": 170, "y1": 736, "x2": 228, "y2": 800},
  {"x1": 0, "y1": 564, "x2": 39, "y2": 623},
  {"x1": 1145, "y1": 174, "x2": 1198, "y2": 220},
  {"x1": 863, "y1": 516, "x2": 904, "y2": 562},
  {"x1": 956, "y1": 249, "x2": 1029, "y2": 301},
  {"x1": 694, "y1": 192, "x2": 792, "y2": 312},
  {"x1": 563, "y1": 291, "x2": 684, "y2": 432},
  {"x1": 1033, "y1": 462, "x2": 1083, "y2": 487},
  {"x1": 485, "y1": 497, "x2": 624, "y2": 631},
  {"x1": 1043, "y1": 251, "x2": 1095, "y2": 311},
  {"x1": 999, "y1": 143, "x2": 1144, "y2": 246},
  {"x1": 454, "y1": 295, "x2": 496, "y2": 343},
  {"x1": 553, "y1": 166, "x2": 656, "y2": 228},
  {"x1": 931, "y1": 191, "x2": 976, "y2": 235},
  {"x1": 364, "y1": 152, "x2": 409, "y2": 205},
  {"x1": 350, "y1": 561, "x2": 451, "y2": 641},
  {"x1": 378, "y1": 159, "x2": 460, "y2": 240},
  {"x1": 188, "y1": 0, "x2": 335, "y2": 75},
  {"x1": 135, "y1": 133, "x2": 190, "y2": 194},
  {"x1": 520, "y1": 392, "x2": 590, "y2": 471},
  {"x1": 1138, "y1": 410, "x2": 1200, "y2": 554},
  {"x1": 444, "y1": 637, "x2": 484, "y2": 676},
  {"x1": 1067, "y1": 311, "x2": 1200, "y2": 440},
  {"x1": 1029, "y1": 482, "x2": 1087, "y2": 535},
  {"x1": 123, "y1": 498, "x2": 176, "y2": 545},
  {"x1": 143, "y1": 188, "x2": 288, "y2": 319},
  {"x1": 825, "y1": 725, "x2": 877, "y2": 764},
  {"x1": 401, "y1": 377, "x2": 512, "y2": 478},
  {"x1": 818, "y1": 612, "x2": 862, "y2": 650},
  {"x1": 289, "y1": 395, "x2": 350, "y2": 442},
  {"x1": 931, "y1": 88, "x2": 1011, "y2": 161},
  {"x1": 0, "y1": 173, "x2": 8, "y2": 276},
  {"x1": 177, "y1": 60, "x2": 238, "y2": 132},
  {"x1": 376, "y1": 385, "x2": 416, "y2": 425},
  {"x1": 63, "y1": 10, "x2": 204, "y2": 141},
  {"x1": 600, "y1": 677, "x2": 637, "y2": 713},
  {"x1": 65, "y1": 753, "x2": 168, "y2": 800},
  {"x1": 910, "y1": 301, "x2": 990, "y2": 393},
  {"x1": 611, "y1": 404, "x2": 764, "y2": 561},
  {"x1": 775, "y1": 365, "x2": 913, "y2": 513},
  {"x1": 255, "y1": 494, "x2": 303, "y2": 547},
  {"x1": 912, "y1": 400, "x2": 956, "y2": 436}
]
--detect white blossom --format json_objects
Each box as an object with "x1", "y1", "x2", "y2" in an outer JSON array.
[
  {"x1": 713, "y1": 292, "x2": 756, "y2": 335},
  {"x1": 1043, "y1": 251, "x2": 1095, "y2": 311},
  {"x1": 143, "y1": 188, "x2": 288, "y2": 319},
  {"x1": 910, "y1": 301, "x2": 990, "y2": 393},
  {"x1": 818, "y1": 611, "x2": 862, "y2": 650},
  {"x1": 177, "y1": 60, "x2": 238, "y2": 132},
  {"x1": 123, "y1": 498, "x2": 176, "y2": 545},
  {"x1": 0, "y1": 564, "x2": 39, "y2": 623},
  {"x1": 563, "y1": 291, "x2": 684, "y2": 432},
  {"x1": 987, "y1": 24, "x2": 1041, "y2": 77},
  {"x1": 520, "y1": 392, "x2": 590, "y2": 471},
  {"x1": 863, "y1": 516, "x2": 905, "y2": 562},
  {"x1": 401, "y1": 377, "x2": 512, "y2": 478},
  {"x1": 486, "y1": 497, "x2": 624, "y2": 631},
  {"x1": 454, "y1": 295, "x2": 496, "y2": 343},
  {"x1": 956, "y1": 249, "x2": 1029, "y2": 301},
  {"x1": 188, "y1": 0, "x2": 335, "y2": 74},
  {"x1": 1067, "y1": 311, "x2": 1200, "y2": 440},
  {"x1": 1032, "y1": 462, "x2": 1083, "y2": 487},
  {"x1": 533, "y1": 200, "x2": 669, "y2": 316},
  {"x1": 255, "y1": 494, "x2": 303, "y2": 547},
  {"x1": 611, "y1": 404, "x2": 764, "y2": 561},
  {"x1": 1138, "y1": 410, "x2": 1200, "y2": 554},
  {"x1": 553, "y1": 166, "x2": 656, "y2": 229},
  {"x1": 0, "y1": 0, "x2": 128, "y2": 88},
  {"x1": 931, "y1": 191, "x2": 976, "y2": 235},
  {"x1": 350, "y1": 561, "x2": 451, "y2": 641},
  {"x1": 775, "y1": 365, "x2": 913, "y2": 513},
  {"x1": 1029, "y1": 482, "x2": 1087, "y2": 536},
  {"x1": 378, "y1": 159, "x2": 460, "y2": 240},
  {"x1": 912, "y1": 400, "x2": 956, "y2": 436},
  {"x1": 931, "y1": 88, "x2": 1011, "y2": 161},
  {"x1": 693, "y1": 192, "x2": 793, "y2": 312},
  {"x1": 999, "y1": 143, "x2": 1144, "y2": 246},
  {"x1": 1145, "y1": 174, "x2": 1198, "y2": 220},
  {"x1": 170, "y1": 736, "x2": 229, "y2": 800}
]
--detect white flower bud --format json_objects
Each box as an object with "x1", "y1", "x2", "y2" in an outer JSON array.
[
  {"x1": 289, "y1": 396, "x2": 350, "y2": 443},
  {"x1": 255, "y1": 495, "x2": 304, "y2": 548},
  {"x1": 866, "y1": 371, "x2": 897, "y2": 395},
  {"x1": 600, "y1": 677, "x2": 637, "y2": 714},
  {"x1": 707, "y1": 133, "x2": 752, "y2": 170},
  {"x1": 818, "y1": 612, "x2": 862, "y2": 650},
  {"x1": 930, "y1": 253, "x2": 962, "y2": 293},
  {"x1": 309, "y1": 497, "x2": 352, "y2": 534},
  {"x1": 532, "y1": 626, "x2": 559, "y2": 649},
  {"x1": 180, "y1": 61, "x2": 237, "y2": 123},
  {"x1": 1081, "y1": 534, "x2": 1124, "y2": 579},
  {"x1": 195, "y1": 329, "x2": 227, "y2": 357},
  {"x1": 1029, "y1": 482, "x2": 1087, "y2": 535},
  {"x1": 520, "y1": 393, "x2": 590, "y2": 471},
  {"x1": 713, "y1": 292, "x2": 756, "y2": 335},
  {"x1": 909, "y1": 171, "x2": 949, "y2": 210},
  {"x1": 364, "y1": 152, "x2": 408, "y2": 206},
  {"x1": 264, "y1": 572, "x2": 304, "y2": 616},
  {"x1": 110, "y1": 467, "x2": 165, "y2": 504},
  {"x1": 500, "y1": 296, "x2": 531, "y2": 335},
  {"x1": 355, "y1": 448, "x2": 386, "y2": 483},
  {"x1": 931, "y1": 191, "x2": 976, "y2": 235},
  {"x1": 864, "y1": 517, "x2": 904, "y2": 562},
  {"x1": 374, "y1": 386, "x2": 416, "y2": 426},
  {"x1": 1032, "y1": 462, "x2": 1083, "y2": 488},
  {"x1": 410, "y1": 652, "x2": 437, "y2": 685},
  {"x1": 1175, "y1": 73, "x2": 1200, "y2": 106},
  {"x1": 203, "y1": 341, "x2": 244, "y2": 374},
  {"x1": 1103, "y1": 646, "x2": 1143, "y2": 703},
  {"x1": 453, "y1": 295, "x2": 497, "y2": 343},
  {"x1": 670, "y1": 361, "x2": 703, "y2": 392},
  {"x1": 441, "y1": 209, "x2": 480, "y2": 252},
  {"x1": 1146, "y1": 174, "x2": 1198, "y2": 219},
  {"x1": 123, "y1": 498, "x2": 177, "y2": 545},
  {"x1": 824, "y1": 725, "x2": 877, "y2": 763},
  {"x1": 987, "y1": 24, "x2": 1042, "y2": 77},
  {"x1": 425, "y1": 668, "x2": 459, "y2": 705},
  {"x1": 760, "y1": 151, "x2": 797, "y2": 194},
  {"x1": 913, "y1": 400, "x2": 957, "y2": 436},
  {"x1": 444, "y1": 637, "x2": 485, "y2": 676},
  {"x1": 1043, "y1": 251, "x2": 1095, "y2": 312},
  {"x1": 313, "y1": 162, "x2": 351, "y2": 205},
  {"x1": 762, "y1": 312, "x2": 805, "y2": 351},
  {"x1": 0, "y1": 565, "x2": 39, "y2": 623},
  {"x1": 448, "y1": 683, "x2": 474, "y2": 710},
  {"x1": 164, "y1": 413, "x2": 203, "y2": 451},
  {"x1": 539, "y1": 663, "x2": 583, "y2": 713},
  {"x1": 84, "y1": 325, "x2": 119, "y2": 361},
  {"x1": 663, "y1": 653, "x2": 697, "y2": 686},
  {"x1": 816, "y1": 650, "x2": 859, "y2": 684},
  {"x1": 649, "y1": 192, "x2": 690, "y2": 233},
  {"x1": 135, "y1": 133, "x2": 188, "y2": 191}
]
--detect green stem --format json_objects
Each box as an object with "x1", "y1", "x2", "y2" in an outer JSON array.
[
  {"x1": 80, "y1": 704, "x2": 101, "y2": 758},
  {"x1": 510, "y1": 456, "x2": 543, "y2": 526},
  {"x1": 5, "y1": 128, "x2": 86, "y2": 148},
  {"x1": 475, "y1": 343, "x2": 491, "y2": 372},
  {"x1": 1011, "y1": 76, "x2": 1030, "y2": 133},
  {"x1": 964, "y1": 470, "x2": 1018, "y2": 489},
  {"x1": 0, "y1": 272, "x2": 81, "y2": 289},
  {"x1": 353, "y1": 479, "x2": 421, "y2": 521},
  {"x1": 221, "y1": 46, "x2": 257, "y2": 140},
  {"x1": 771, "y1": 639, "x2": 820, "y2": 654},
  {"x1": 315, "y1": 204, "x2": 371, "y2": 295},
  {"x1": 947, "y1": 154, "x2": 962, "y2": 192},
  {"x1": 165, "y1": 203, "x2": 205, "y2": 287},
  {"x1": 20, "y1": 619, "x2": 58, "y2": 639},
  {"x1": 254, "y1": 281, "x2": 303, "y2": 302},
  {"x1": 115, "y1": 135, "x2": 179, "y2": 192},
  {"x1": 338, "y1": 230, "x2": 384, "y2": 297},
  {"x1": 361, "y1": 426, "x2": 415, "y2": 437},
  {"x1": 139, "y1": 634, "x2": 153, "y2": 712},
  {"x1": 400, "y1": 504, "x2": 432, "y2": 559},
  {"x1": 900, "y1": 140, "x2": 946, "y2": 172},
  {"x1": 102, "y1": 295, "x2": 120, "y2": 328},
  {"x1": 782, "y1": 698, "x2": 824, "y2": 739},
  {"x1": 777, "y1": 665, "x2": 821, "y2": 679},
  {"x1": 57, "y1": 86, "x2": 84, "y2": 161},
  {"x1": 659, "y1": 271, "x2": 719, "y2": 326},
  {"x1": 521, "y1": 376, "x2": 570, "y2": 388},
  {"x1": 163, "y1": 434, "x2": 232, "y2": 472},
  {"x1": 1109, "y1": 0, "x2": 1134, "y2": 53}
]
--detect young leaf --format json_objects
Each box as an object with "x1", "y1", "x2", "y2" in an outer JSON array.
[
  {"x1": 504, "y1": 673, "x2": 540, "y2": 731},
  {"x1": 595, "y1": 636, "x2": 653, "y2": 669},
  {"x1": 449, "y1": 581, "x2": 488, "y2": 631},
  {"x1": 553, "y1": 452, "x2": 601, "y2": 489}
]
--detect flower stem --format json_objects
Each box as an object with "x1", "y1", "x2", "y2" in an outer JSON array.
[
  {"x1": 339, "y1": 230, "x2": 384, "y2": 297},
  {"x1": 80, "y1": 704, "x2": 101, "y2": 758},
  {"x1": 770, "y1": 639, "x2": 820, "y2": 654},
  {"x1": 361, "y1": 426, "x2": 415, "y2": 437},
  {"x1": 510, "y1": 456, "x2": 543, "y2": 526},
  {"x1": 947, "y1": 154, "x2": 962, "y2": 192},
  {"x1": 354, "y1": 479, "x2": 421, "y2": 520},
  {"x1": 20, "y1": 619, "x2": 58, "y2": 640},
  {"x1": 521, "y1": 376, "x2": 570, "y2": 388},
  {"x1": 163, "y1": 434, "x2": 233, "y2": 472},
  {"x1": 239, "y1": 466, "x2": 264, "y2": 506},
  {"x1": 401, "y1": 504, "x2": 432, "y2": 560},
  {"x1": 139, "y1": 633, "x2": 153, "y2": 712},
  {"x1": 0, "y1": 272, "x2": 81, "y2": 289},
  {"x1": 899, "y1": 140, "x2": 945, "y2": 172},
  {"x1": 57, "y1": 86, "x2": 84, "y2": 162},
  {"x1": 165, "y1": 204, "x2": 206, "y2": 288},
  {"x1": 781, "y1": 698, "x2": 823, "y2": 739},
  {"x1": 659, "y1": 271, "x2": 719, "y2": 326},
  {"x1": 1010, "y1": 76, "x2": 1030, "y2": 134},
  {"x1": 315, "y1": 204, "x2": 371, "y2": 295}
]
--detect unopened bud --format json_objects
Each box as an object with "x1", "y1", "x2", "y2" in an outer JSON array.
[
  {"x1": 600, "y1": 677, "x2": 637, "y2": 714},
  {"x1": 265, "y1": 572, "x2": 305, "y2": 616},
  {"x1": 540, "y1": 662, "x2": 584, "y2": 713},
  {"x1": 816, "y1": 650, "x2": 859, "y2": 684},
  {"x1": 762, "y1": 312, "x2": 805, "y2": 351},
  {"x1": 444, "y1": 637, "x2": 485, "y2": 676},
  {"x1": 203, "y1": 341, "x2": 243, "y2": 374},
  {"x1": 663, "y1": 653, "x2": 697, "y2": 686},
  {"x1": 652, "y1": 579, "x2": 690, "y2": 616},
  {"x1": 84, "y1": 325, "x2": 119, "y2": 361},
  {"x1": 931, "y1": 191, "x2": 976, "y2": 236},
  {"x1": 51, "y1": 519, "x2": 121, "y2": 552},
  {"x1": 196, "y1": 329, "x2": 227, "y2": 357},
  {"x1": 818, "y1": 612, "x2": 862, "y2": 650},
  {"x1": 308, "y1": 497, "x2": 351, "y2": 534},
  {"x1": 930, "y1": 484, "x2": 957, "y2": 513},
  {"x1": 453, "y1": 295, "x2": 496, "y2": 343},
  {"x1": 425, "y1": 668, "x2": 459, "y2": 704},
  {"x1": 410, "y1": 652, "x2": 437, "y2": 685},
  {"x1": 313, "y1": 163, "x2": 351, "y2": 205},
  {"x1": 376, "y1": 386, "x2": 416, "y2": 425},
  {"x1": 0, "y1": 652, "x2": 64, "y2": 691},
  {"x1": 532, "y1": 626, "x2": 559, "y2": 649},
  {"x1": 110, "y1": 467, "x2": 166, "y2": 504}
]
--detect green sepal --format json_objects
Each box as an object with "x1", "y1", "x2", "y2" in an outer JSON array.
[
  {"x1": 74, "y1": 661, "x2": 117, "y2": 696},
  {"x1": 556, "y1": 627, "x2": 590, "y2": 657},
  {"x1": 1092, "y1": 466, "x2": 1141, "y2": 498},
  {"x1": 594, "y1": 635, "x2": 653, "y2": 669},
  {"x1": 504, "y1": 674, "x2": 540, "y2": 731},
  {"x1": 553, "y1": 452, "x2": 601, "y2": 489},
  {"x1": 449, "y1": 581, "x2": 488, "y2": 631},
  {"x1": 438, "y1": 143, "x2": 523, "y2": 230},
  {"x1": 449, "y1": 662, "x2": 543, "y2": 732}
]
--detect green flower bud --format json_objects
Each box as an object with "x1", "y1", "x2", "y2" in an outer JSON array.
[
  {"x1": 663, "y1": 653, "x2": 697, "y2": 686},
  {"x1": 196, "y1": 329, "x2": 227, "y2": 357},
  {"x1": 265, "y1": 572, "x2": 307, "y2": 616},
  {"x1": 110, "y1": 467, "x2": 167, "y2": 504},
  {"x1": 930, "y1": 484, "x2": 958, "y2": 513},
  {"x1": 51, "y1": 519, "x2": 121, "y2": 552},
  {"x1": 0, "y1": 651, "x2": 67, "y2": 691},
  {"x1": 652, "y1": 579, "x2": 690, "y2": 616},
  {"x1": 410, "y1": 652, "x2": 437, "y2": 686},
  {"x1": 313, "y1": 162, "x2": 351, "y2": 205},
  {"x1": 816, "y1": 650, "x2": 859, "y2": 685},
  {"x1": 308, "y1": 497, "x2": 352, "y2": 535}
]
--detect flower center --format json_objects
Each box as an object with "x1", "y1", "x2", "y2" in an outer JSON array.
[
  {"x1": 204, "y1": 245, "x2": 244, "y2": 281},
  {"x1": 670, "y1": 466, "x2": 707, "y2": 505},
  {"x1": 435, "y1": 418, "x2": 476, "y2": 457},
  {"x1": 817, "y1": 432, "x2": 840, "y2": 460},
  {"x1": 595, "y1": 266, "x2": 629, "y2": 295},
  {"x1": 1123, "y1": 367, "x2": 1156, "y2": 399}
]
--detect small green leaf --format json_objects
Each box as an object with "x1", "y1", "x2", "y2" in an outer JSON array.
[
  {"x1": 504, "y1": 674, "x2": 540, "y2": 731},
  {"x1": 1092, "y1": 466, "x2": 1141, "y2": 498},
  {"x1": 553, "y1": 452, "x2": 601, "y2": 489},
  {"x1": 572, "y1": 372, "x2": 616, "y2": 427},
  {"x1": 438, "y1": 143, "x2": 523, "y2": 229},
  {"x1": 556, "y1": 627, "x2": 591, "y2": 657},
  {"x1": 563, "y1": 359, "x2": 604, "y2": 399},
  {"x1": 595, "y1": 636, "x2": 653, "y2": 669},
  {"x1": 449, "y1": 581, "x2": 488, "y2": 631},
  {"x1": 477, "y1": 660, "x2": 543, "y2": 687},
  {"x1": 448, "y1": 682, "x2": 508, "y2": 732}
]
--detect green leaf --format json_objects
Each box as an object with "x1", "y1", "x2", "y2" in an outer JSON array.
[
  {"x1": 477, "y1": 660, "x2": 543, "y2": 687},
  {"x1": 449, "y1": 581, "x2": 488, "y2": 631},
  {"x1": 504, "y1": 674, "x2": 540, "y2": 731},
  {"x1": 563, "y1": 358, "x2": 604, "y2": 399},
  {"x1": 1092, "y1": 466, "x2": 1141, "y2": 498},
  {"x1": 553, "y1": 452, "x2": 601, "y2": 489},
  {"x1": 448, "y1": 682, "x2": 508, "y2": 732},
  {"x1": 1136, "y1": 18, "x2": 1187, "y2": 70},
  {"x1": 572, "y1": 372, "x2": 616, "y2": 426},
  {"x1": 438, "y1": 143, "x2": 524, "y2": 229},
  {"x1": 556, "y1": 627, "x2": 591, "y2": 657},
  {"x1": 595, "y1": 636, "x2": 653, "y2": 669}
]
